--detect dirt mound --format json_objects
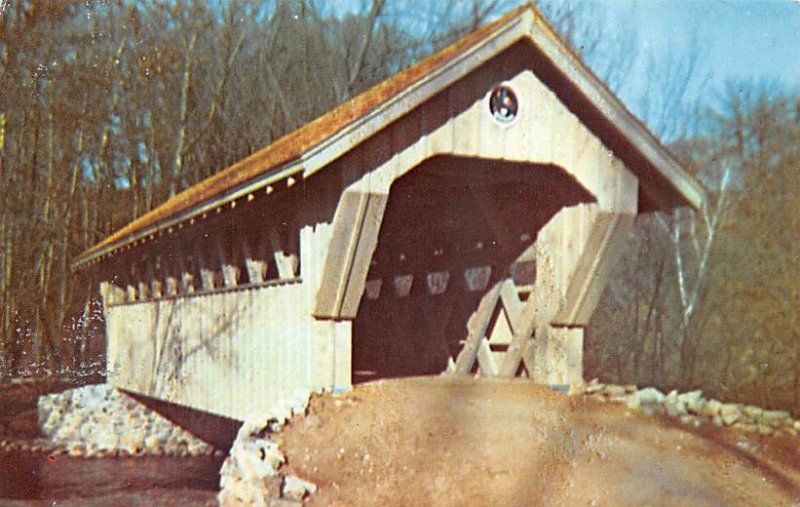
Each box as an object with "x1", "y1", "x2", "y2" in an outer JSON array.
[{"x1": 278, "y1": 377, "x2": 800, "y2": 506}]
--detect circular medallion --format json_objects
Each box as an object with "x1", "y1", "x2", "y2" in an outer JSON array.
[{"x1": 488, "y1": 84, "x2": 519, "y2": 124}]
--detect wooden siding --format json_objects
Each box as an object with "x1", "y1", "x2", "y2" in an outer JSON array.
[
  {"x1": 105, "y1": 219, "x2": 348, "y2": 420},
  {"x1": 342, "y1": 63, "x2": 637, "y2": 214},
  {"x1": 106, "y1": 282, "x2": 308, "y2": 420}
]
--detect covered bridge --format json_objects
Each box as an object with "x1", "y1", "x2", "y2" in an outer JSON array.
[{"x1": 72, "y1": 4, "x2": 704, "y2": 421}]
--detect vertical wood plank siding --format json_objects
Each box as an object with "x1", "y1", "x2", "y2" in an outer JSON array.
[{"x1": 106, "y1": 281, "x2": 313, "y2": 420}]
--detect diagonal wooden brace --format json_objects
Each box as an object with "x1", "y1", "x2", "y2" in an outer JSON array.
[
  {"x1": 453, "y1": 282, "x2": 503, "y2": 375},
  {"x1": 476, "y1": 338, "x2": 498, "y2": 376},
  {"x1": 498, "y1": 287, "x2": 539, "y2": 377}
]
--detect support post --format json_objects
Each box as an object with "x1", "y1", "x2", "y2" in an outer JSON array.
[
  {"x1": 332, "y1": 321, "x2": 352, "y2": 393},
  {"x1": 194, "y1": 243, "x2": 216, "y2": 291},
  {"x1": 269, "y1": 229, "x2": 299, "y2": 280},
  {"x1": 99, "y1": 280, "x2": 125, "y2": 307},
  {"x1": 242, "y1": 237, "x2": 267, "y2": 284},
  {"x1": 218, "y1": 241, "x2": 239, "y2": 288},
  {"x1": 147, "y1": 262, "x2": 162, "y2": 299}
]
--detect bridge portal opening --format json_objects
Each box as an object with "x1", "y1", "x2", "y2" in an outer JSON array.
[{"x1": 351, "y1": 156, "x2": 594, "y2": 383}]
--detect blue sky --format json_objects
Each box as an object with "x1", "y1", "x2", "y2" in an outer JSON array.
[
  {"x1": 603, "y1": 0, "x2": 800, "y2": 88},
  {"x1": 294, "y1": 0, "x2": 799, "y2": 138},
  {"x1": 334, "y1": 1, "x2": 800, "y2": 102},
  {"x1": 588, "y1": 0, "x2": 800, "y2": 128}
]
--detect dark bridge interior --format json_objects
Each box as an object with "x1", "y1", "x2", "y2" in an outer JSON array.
[{"x1": 351, "y1": 156, "x2": 595, "y2": 382}]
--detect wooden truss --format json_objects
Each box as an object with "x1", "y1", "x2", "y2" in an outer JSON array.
[{"x1": 449, "y1": 278, "x2": 538, "y2": 378}]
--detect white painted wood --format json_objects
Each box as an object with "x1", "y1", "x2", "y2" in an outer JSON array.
[
  {"x1": 346, "y1": 67, "x2": 638, "y2": 215},
  {"x1": 488, "y1": 307, "x2": 514, "y2": 347},
  {"x1": 332, "y1": 321, "x2": 352, "y2": 393},
  {"x1": 150, "y1": 279, "x2": 162, "y2": 299},
  {"x1": 551, "y1": 212, "x2": 635, "y2": 326},
  {"x1": 125, "y1": 284, "x2": 137, "y2": 303},
  {"x1": 533, "y1": 327, "x2": 584, "y2": 386},
  {"x1": 164, "y1": 276, "x2": 179, "y2": 296},
  {"x1": 269, "y1": 229, "x2": 298, "y2": 280},
  {"x1": 477, "y1": 338, "x2": 498, "y2": 376},
  {"x1": 221, "y1": 265, "x2": 239, "y2": 288},
  {"x1": 199, "y1": 270, "x2": 215, "y2": 291},
  {"x1": 106, "y1": 281, "x2": 316, "y2": 420},
  {"x1": 244, "y1": 258, "x2": 266, "y2": 284}
]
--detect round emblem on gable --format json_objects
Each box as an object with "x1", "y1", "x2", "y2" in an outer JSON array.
[{"x1": 487, "y1": 84, "x2": 519, "y2": 124}]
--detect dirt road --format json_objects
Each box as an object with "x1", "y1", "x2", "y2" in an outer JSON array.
[{"x1": 279, "y1": 377, "x2": 800, "y2": 506}]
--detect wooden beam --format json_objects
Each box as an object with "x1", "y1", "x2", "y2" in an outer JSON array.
[
  {"x1": 426, "y1": 270, "x2": 450, "y2": 296},
  {"x1": 314, "y1": 191, "x2": 388, "y2": 319},
  {"x1": 464, "y1": 265, "x2": 492, "y2": 292},
  {"x1": 178, "y1": 256, "x2": 195, "y2": 294},
  {"x1": 498, "y1": 278, "x2": 541, "y2": 378},
  {"x1": 164, "y1": 273, "x2": 179, "y2": 296},
  {"x1": 242, "y1": 237, "x2": 267, "y2": 284},
  {"x1": 392, "y1": 274, "x2": 413, "y2": 298},
  {"x1": 137, "y1": 280, "x2": 149, "y2": 301},
  {"x1": 364, "y1": 278, "x2": 382, "y2": 300},
  {"x1": 192, "y1": 242, "x2": 216, "y2": 291},
  {"x1": 221, "y1": 265, "x2": 238, "y2": 287},
  {"x1": 453, "y1": 282, "x2": 503, "y2": 375},
  {"x1": 125, "y1": 284, "x2": 137, "y2": 302},
  {"x1": 216, "y1": 240, "x2": 239, "y2": 288},
  {"x1": 499, "y1": 279, "x2": 523, "y2": 335},
  {"x1": 162, "y1": 243, "x2": 194, "y2": 295},
  {"x1": 333, "y1": 321, "x2": 352, "y2": 392},
  {"x1": 268, "y1": 229, "x2": 298, "y2": 280},
  {"x1": 147, "y1": 262, "x2": 162, "y2": 298},
  {"x1": 200, "y1": 269, "x2": 215, "y2": 290},
  {"x1": 161, "y1": 254, "x2": 179, "y2": 296},
  {"x1": 522, "y1": 334, "x2": 537, "y2": 375},
  {"x1": 126, "y1": 261, "x2": 142, "y2": 303},
  {"x1": 100, "y1": 281, "x2": 125, "y2": 306},
  {"x1": 130, "y1": 262, "x2": 147, "y2": 301},
  {"x1": 551, "y1": 212, "x2": 634, "y2": 326},
  {"x1": 477, "y1": 338, "x2": 498, "y2": 376}
]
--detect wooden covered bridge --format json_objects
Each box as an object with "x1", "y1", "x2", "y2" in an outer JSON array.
[{"x1": 72, "y1": 4, "x2": 704, "y2": 421}]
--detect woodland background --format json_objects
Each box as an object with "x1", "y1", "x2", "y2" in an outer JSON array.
[{"x1": 0, "y1": 1, "x2": 797, "y2": 412}]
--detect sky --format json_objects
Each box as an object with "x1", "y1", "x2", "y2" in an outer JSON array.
[
  {"x1": 604, "y1": 0, "x2": 800, "y2": 86},
  {"x1": 588, "y1": 0, "x2": 800, "y2": 125},
  {"x1": 332, "y1": 0, "x2": 800, "y2": 109}
]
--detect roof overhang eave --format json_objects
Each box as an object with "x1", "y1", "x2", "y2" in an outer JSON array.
[
  {"x1": 70, "y1": 163, "x2": 306, "y2": 272},
  {"x1": 523, "y1": 14, "x2": 707, "y2": 212},
  {"x1": 70, "y1": 9, "x2": 536, "y2": 272}
]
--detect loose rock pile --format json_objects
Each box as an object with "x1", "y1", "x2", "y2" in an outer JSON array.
[
  {"x1": 35, "y1": 383, "x2": 215, "y2": 457},
  {"x1": 218, "y1": 390, "x2": 317, "y2": 507},
  {"x1": 583, "y1": 379, "x2": 799, "y2": 437},
  {"x1": 0, "y1": 437, "x2": 59, "y2": 454}
]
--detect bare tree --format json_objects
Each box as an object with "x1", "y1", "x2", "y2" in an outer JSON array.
[{"x1": 656, "y1": 160, "x2": 732, "y2": 385}]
